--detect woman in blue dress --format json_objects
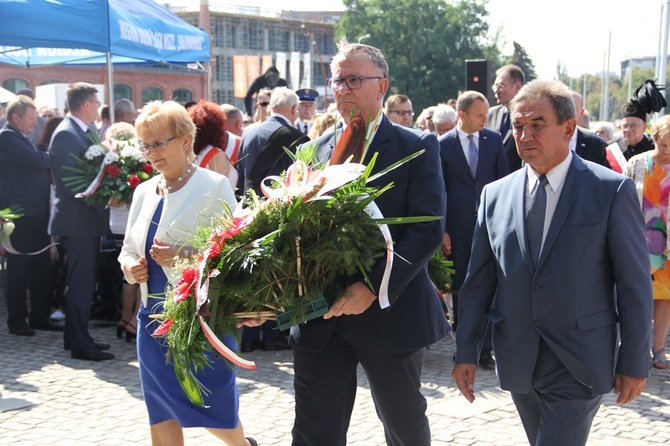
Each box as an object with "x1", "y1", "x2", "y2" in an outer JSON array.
[{"x1": 119, "y1": 100, "x2": 257, "y2": 446}]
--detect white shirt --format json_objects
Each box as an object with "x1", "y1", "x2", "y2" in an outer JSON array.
[
  {"x1": 456, "y1": 126, "x2": 480, "y2": 168},
  {"x1": 525, "y1": 150, "x2": 573, "y2": 249},
  {"x1": 568, "y1": 127, "x2": 578, "y2": 152},
  {"x1": 68, "y1": 113, "x2": 90, "y2": 133}
]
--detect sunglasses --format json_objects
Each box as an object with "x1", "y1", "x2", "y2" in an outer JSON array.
[{"x1": 258, "y1": 101, "x2": 270, "y2": 107}]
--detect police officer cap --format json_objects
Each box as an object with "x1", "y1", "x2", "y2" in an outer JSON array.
[{"x1": 296, "y1": 88, "x2": 319, "y2": 103}]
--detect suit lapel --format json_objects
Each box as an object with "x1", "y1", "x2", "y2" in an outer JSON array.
[
  {"x1": 536, "y1": 156, "x2": 588, "y2": 271},
  {"x1": 512, "y1": 169, "x2": 534, "y2": 273}
]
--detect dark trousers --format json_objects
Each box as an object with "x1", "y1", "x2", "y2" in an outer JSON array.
[
  {"x1": 5, "y1": 216, "x2": 52, "y2": 329},
  {"x1": 61, "y1": 236, "x2": 100, "y2": 352},
  {"x1": 292, "y1": 316, "x2": 430, "y2": 446},
  {"x1": 511, "y1": 339, "x2": 603, "y2": 446}
]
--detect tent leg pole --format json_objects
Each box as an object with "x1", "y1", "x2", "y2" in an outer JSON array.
[{"x1": 106, "y1": 52, "x2": 115, "y2": 124}]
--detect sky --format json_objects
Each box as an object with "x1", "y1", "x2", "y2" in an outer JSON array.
[{"x1": 164, "y1": 0, "x2": 664, "y2": 79}]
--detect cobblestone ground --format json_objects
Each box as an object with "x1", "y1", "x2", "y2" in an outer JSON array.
[{"x1": 0, "y1": 288, "x2": 668, "y2": 445}]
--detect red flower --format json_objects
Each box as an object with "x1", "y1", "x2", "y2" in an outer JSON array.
[
  {"x1": 211, "y1": 217, "x2": 250, "y2": 247},
  {"x1": 106, "y1": 164, "x2": 120, "y2": 177},
  {"x1": 142, "y1": 163, "x2": 154, "y2": 174},
  {"x1": 204, "y1": 242, "x2": 221, "y2": 259},
  {"x1": 152, "y1": 318, "x2": 174, "y2": 336},
  {"x1": 173, "y1": 267, "x2": 198, "y2": 303},
  {"x1": 128, "y1": 174, "x2": 141, "y2": 188}
]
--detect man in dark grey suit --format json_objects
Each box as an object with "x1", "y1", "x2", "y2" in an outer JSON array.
[
  {"x1": 453, "y1": 80, "x2": 652, "y2": 446},
  {"x1": 438, "y1": 90, "x2": 508, "y2": 367},
  {"x1": 49, "y1": 83, "x2": 113, "y2": 361},
  {"x1": 237, "y1": 87, "x2": 309, "y2": 196},
  {"x1": 570, "y1": 90, "x2": 610, "y2": 168},
  {"x1": 486, "y1": 64, "x2": 525, "y2": 172},
  {"x1": 0, "y1": 95, "x2": 54, "y2": 335},
  {"x1": 290, "y1": 41, "x2": 448, "y2": 446}
]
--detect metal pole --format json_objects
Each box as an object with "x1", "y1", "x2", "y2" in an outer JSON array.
[
  {"x1": 582, "y1": 74, "x2": 587, "y2": 112},
  {"x1": 657, "y1": 0, "x2": 670, "y2": 117},
  {"x1": 600, "y1": 51, "x2": 606, "y2": 121},
  {"x1": 106, "y1": 51, "x2": 115, "y2": 124},
  {"x1": 605, "y1": 32, "x2": 612, "y2": 119}
]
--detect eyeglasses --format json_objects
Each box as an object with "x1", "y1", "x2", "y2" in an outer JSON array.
[
  {"x1": 491, "y1": 83, "x2": 508, "y2": 92},
  {"x1": 328, "y1": 76, "x2": 382, "y2": 91},
  {"x1": 257, "y1": 101, "x2": 269, "y2": 107},
  {"x1": 622, "y1": 123, "x2": 644, "y2": 130},
  {"x1": 139, "y1": 136, "x2": 176, "y2": 153},
  {"x1": 388, "y1": 110, "x2": 414, "y2": 117}
]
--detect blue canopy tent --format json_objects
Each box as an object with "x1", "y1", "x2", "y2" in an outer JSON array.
[{"x1": 0, "y1": 0, "x2": 211, "y2": 118}]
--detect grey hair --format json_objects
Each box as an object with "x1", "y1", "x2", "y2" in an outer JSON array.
[
  {"x1": 269, "y1": 87, "x2": 299, "y2": 110},
  {"x1": 114, "y1": 98, "x2": 136, "y2": 116},
  {"x1": 6, "y1": 94, "x2": 36, "y2": 120},
  {"x1": 432, "y1": 104, "x2": 457, "y2": 125},
  {"x1": 510, "y1": 79, "x2": 575, "y2": 123},
  {"x1": 331, "y1": 37, "x2": 389, "y2": 79}
]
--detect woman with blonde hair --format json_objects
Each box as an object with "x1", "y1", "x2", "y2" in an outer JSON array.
[
  {"x1": 624, "y1": 114, "x2": 670, "y2": 369},
  {"x1": 119, "y1": 100, "x2": 257, "y2": 445}
]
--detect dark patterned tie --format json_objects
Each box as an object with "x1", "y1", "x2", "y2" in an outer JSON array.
[{"x1": 526, "y1": 174, "x2": 548, "y2": 267}]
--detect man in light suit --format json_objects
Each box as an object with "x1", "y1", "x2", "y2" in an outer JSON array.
[
  {"x1": 49, "y1": 83, "x2": 113, "y2": 361},
  {"x1": 438, "y1": 90, "x2": 508, "y2": 367},
  {"x1": 289, "y1": 41, "x2": 449, "y2": 446},
  {"x1": 452, "y1": 80, "x2": 652, "y2": 446},
  {"x1": 486, "y1": 64, "x2": 525, "y2": 172},
  {"x1": 0, "y1": 95, "x2": 54, "y2": 335}
]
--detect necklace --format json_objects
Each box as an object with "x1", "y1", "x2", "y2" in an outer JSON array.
[{"x1": 160, "y1": 164, "x2": 195, "y2": 194}]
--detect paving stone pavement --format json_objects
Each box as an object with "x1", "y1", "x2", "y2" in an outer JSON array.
[{"x1": 0, "y1": 290, "x2": 668, "y2": 445}]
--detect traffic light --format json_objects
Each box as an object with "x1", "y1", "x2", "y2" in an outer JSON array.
[{"x1": 465, "y1": 59, "x2": 491, "y2": 98}]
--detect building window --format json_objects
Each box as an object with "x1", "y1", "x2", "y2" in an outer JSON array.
[
  {"x1": 249, "y1": 20, "x2": 264, "y2": 50},
  {"x1": 142, "y1": 87, "x2": 163, "y2": 104},
  {"x1": 269, "y1": 27, "x2": 289, "y2": 52},
  {"x1": 3, "y1": 78, "x2": 29, "y2": 93},
  {"x1": 114, "y1": 84, "x2": 132, "y2": 102},
  {"x1": 295, "y1": 32, "x2": 310, "y2": 53},
  {"x1": 173, "y1": 88, "x2": 192, "y2": 103},
  {"x1": 41, "y1": 79, "x2": 61, "y2": 85}
]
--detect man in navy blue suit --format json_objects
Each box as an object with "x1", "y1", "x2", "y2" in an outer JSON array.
[
  {"x1": 50, "y1": 83, "x2": 113, "y2": 361},
  {"x1": 0, "y1": 95, "x2": 54, "y2": 335},
  {"x1": 453, "y1": 80, "x2": 652, "y2": 446},
  {"x1": 289, "y1": 40, "x2": 448, "y2": 446},
  {"x1": 438, "y1": 90, "x2": 509, "y2": 367}
]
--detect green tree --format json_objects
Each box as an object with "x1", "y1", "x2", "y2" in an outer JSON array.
[
  {"x1": 337, "y1": 0, "x2": 500, "y2": 112},
  {"x1": 503, "y1": 41, "x2": 537, "y2": 82}
]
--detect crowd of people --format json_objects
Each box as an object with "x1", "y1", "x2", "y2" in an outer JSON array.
[{"x1": 0, "y1": 38, "x2": 668, "y2": 445}]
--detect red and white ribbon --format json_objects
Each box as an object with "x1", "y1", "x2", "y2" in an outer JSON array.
[
  {"x1": 75, "y1": 160, "x2": 106, "y2": 199},
  {"x1": 1, "y1": 239, "x2": 58, "y2": 256}
]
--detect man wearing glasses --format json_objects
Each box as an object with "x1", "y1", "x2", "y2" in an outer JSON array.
[
  {"x1": 49, "y1": 83, "x2": 113, "y2": 361},
  {"x1": 290, "y1": 40, "x2": 448, "y2": 446},
  {"x1": 383, "y1": 94, "x2": 414, "y2": 127},
  {"x1": 486, "y1": 64, "x2": 525, "y2": 171}
]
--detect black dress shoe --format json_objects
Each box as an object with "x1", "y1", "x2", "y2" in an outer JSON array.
[
  {"x1": 64, "y1": 342, "x2": 111, "y2": 351},
  {"x1": 479, "y1": 349, "x2": 496, "y2": 370},
  {"x1": 31, "y1": 321, "x2": 64, "y2": 331},
  {"x1": 262, "y1": 338, "x2": 291, "y2": 351},
  {"x1": 8, "y1": 325, "x2": 35, "y2": 336},
  {"x1": 240, "y1": 339, "x2": 263, "y2": 353},
  {"x1": 71, "y1": 349, "x2": 115, "y2": 361}
]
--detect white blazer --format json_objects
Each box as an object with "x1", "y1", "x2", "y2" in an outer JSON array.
[{"x1": 118, "y1": 167, "x2": 237, "y2": 305}]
